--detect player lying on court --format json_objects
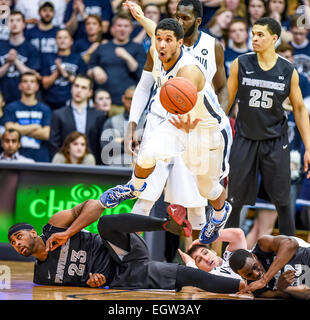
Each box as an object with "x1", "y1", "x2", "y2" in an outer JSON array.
[
  {"x1": 175, "y1": 203, "x2": 310, "y2": 298},
  {"x1": 178, "y1": 227, "x2": 246, "y2": 281},
  {"x1": 100, "y1": 18, "x2": 233, "y2": 246},
  {"x1": 228, "y1": 235, "x2": 310, "y2": 298},
  {"x1": 8, "y1": 189, "x2": 245, "y2": 292}
]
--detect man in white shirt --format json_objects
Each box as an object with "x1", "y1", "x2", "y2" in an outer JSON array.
[{"x1": 0, "y1": 128, "x2": 35, "y2": 162}]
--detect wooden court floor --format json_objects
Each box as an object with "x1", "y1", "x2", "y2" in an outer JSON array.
[{"x1": 0, "y1": 260, "x2": 256, "y2": 301}]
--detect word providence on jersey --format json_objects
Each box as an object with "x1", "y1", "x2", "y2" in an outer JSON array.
[{"x1": 107, "y1": 303, "x2": 202, "y2": 317}]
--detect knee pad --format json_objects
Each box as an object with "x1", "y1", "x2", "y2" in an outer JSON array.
[
  {"x1": 187, "y1": 207, "x2": 206, "y2": 230},
  {"x1": 201, "y1": 182, "x2": 223, "y2": 201},
  {"x1": 131, "y1": 199, "x2": 155, "y2": 216},
  {"x1": 137, "y1": 147, "x2": 157, "y2": 169}
]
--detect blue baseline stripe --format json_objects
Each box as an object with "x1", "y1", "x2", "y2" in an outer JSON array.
[{"x1": 203, "y1": 96, "x2": 222, "y2": 124}]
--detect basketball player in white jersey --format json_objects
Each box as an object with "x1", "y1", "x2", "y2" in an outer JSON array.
[
  {"x1": 122, "y1": 0, "x2": 232, "y2": 239},
  {"x1": 100, "y1": 18, "x2": 232, "y2": 245}
]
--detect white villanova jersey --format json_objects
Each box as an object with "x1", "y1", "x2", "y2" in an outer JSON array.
[
  {"x1": 150, "y1": 49, "x2": 225, "y2": 128},
  {"x1": 182, "y1": 31, "x2": 217, "y2": 85}
]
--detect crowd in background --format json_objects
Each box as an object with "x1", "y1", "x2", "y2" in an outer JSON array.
[{"x1": 0, "y1": 0, "x2": 310, "y2": 242}]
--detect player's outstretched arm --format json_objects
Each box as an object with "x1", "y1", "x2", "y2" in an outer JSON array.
[
  {"x1": 289, "y1": 69, "x2": 310, "y2": 178},
  {"x1": 226, "y1": 58, "x2": 239, "y2": 115},
  {"x1": 216, "y1": 228, "x2": 247, "y2": 252},
  {"x1": 46, "y1": 200, "x2": 104, "y2": 251},
  {"x1": 124, "y1": 0, "x2": 156, "y2": 40},
  {"x1": 125, "y1": 50, "x2": 154, "y2": 155}
]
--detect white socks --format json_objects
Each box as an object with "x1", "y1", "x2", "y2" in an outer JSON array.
[{"x1": 131, "y1": 175, "x2": 146, "y2": 191}]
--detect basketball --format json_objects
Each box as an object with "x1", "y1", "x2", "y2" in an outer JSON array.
[{"x1": 159, "y1": 77, "x2": 198, "y2": 114}]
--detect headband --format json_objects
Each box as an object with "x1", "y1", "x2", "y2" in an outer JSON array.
[{"x1": 8, "y1": 223, "x2": 34, "y2": 240}]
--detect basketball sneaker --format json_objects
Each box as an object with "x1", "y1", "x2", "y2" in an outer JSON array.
[
  {"x1": 99, "y1": 182, "x2": 147, "y2": 208},
  {"x1": 198, "y1": 202, "x2": 232, "y2": 244},
  {"x1": 163, "y1": 204, "x2": 192, "y2": 237}
]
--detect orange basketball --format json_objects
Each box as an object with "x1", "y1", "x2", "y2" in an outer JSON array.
[{"x1": 160, "y1": 77, "x2": 198, "y2": 114}]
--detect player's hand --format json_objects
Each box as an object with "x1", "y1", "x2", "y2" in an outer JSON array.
[
  {"x1": 45, "y1": 231, "x2": 70, "y2": 252},
  {"x1": 123, "y1": 0, "x2": 144, "y2": 21},
  {"x1": 304, "y1": 150, "x2": 310, "y2": 178},
  {"x1": 86, "y1": 273, "x2": 106, "y2": 288},
  {"x1": 169, "y1": 114, "x2": 202, "y2": 133},
  {"x1": 276, "y1": 270, "x2": 296, "y2": 290},
  {"x1": 237, "y1": 275, "x2": 268, "y2": 294},
  {"x1": 125, "y1": 122, "x2": 139, "y2": 156},
  {"x1": 178, "y1": 249, "x2": 195, "y2": 265}
]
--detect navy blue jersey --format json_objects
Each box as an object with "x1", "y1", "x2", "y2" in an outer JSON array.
[
  {"x1": 25, "y1": 26, "x2": 59, "y2": 56},
  {"x1": 224, "y1": 47, "x2": 251, "y2": 77},
  {"x1": 236, "y1": 52, "x2": 295, "y2": 140},
  {"x1": 251, "y1": 243, "x2": 310, "y2": 296},
  {"x1": 289, "y1": 40, "x2": 310, "y2": 79},
  {"x1": 0, "y1": 40, "x2": 40, "y2": 103},
  {"x1": 34, "y1": 224, "x2": 116, "y2": 286},
  {"x1": 88, "y1": 41, "x2": 146, "y2": 105},
  {"x1": 64, "y1": 0, "x2": 112, "y2": 40},
  {"x1": 41, "y1": 52, "x2": 87, "y2": 106},
  {"x1": 72, "y1": 37, "x2": 92, "y2": 57},
  {"x1": 2, "y1": 100, "x2": 51, "y2": 162}
]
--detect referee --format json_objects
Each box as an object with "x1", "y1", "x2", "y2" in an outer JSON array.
[{"x1": 224, "y1": 17, "x2": 310, "y2": 236}]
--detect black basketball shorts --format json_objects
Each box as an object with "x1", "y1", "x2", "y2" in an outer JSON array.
[{"x1": 227, "y1": 133, "x2": 291, "y2": 207}]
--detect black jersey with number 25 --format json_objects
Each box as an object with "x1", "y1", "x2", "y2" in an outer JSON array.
[{"x1": 236, "y1": 52, "x2": 295, "y2": 140}]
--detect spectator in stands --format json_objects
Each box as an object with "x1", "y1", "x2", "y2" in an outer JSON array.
[
  {"x1": 14, "y1": 0, "x2": 42, "y2": 29},
  {"x1": 164, "y1": 0, "x2": 178, "y2": 19},
  {"x1": 15, "y1": 0, "x2": 67, "y2": 28},
  {"x1": 222, "y1": 0, "x2": 246, "y2": 18},
  {"x1": 87, "y1": 13, "x2": 146, "y2": 116},
  {"x1": 132, "y1": 3, "x2": 161, "y2": 53},
  {"x1": 201, "y1": 7, "x2": 234, "y2": 46},
  {"x1": 64, "y1": 0, "x2": 113, "y2": 40},
  {"x1": 25, "y1": 1, "x2": 59, "y2": 61},
  {"x1": 41, "y1": 28, "x2": 87, "y2": 110},
  {"x1": 277, "y1": 42, "x2": 310, "y2": 112},
  {"x1": 266, "y1": 0, "x2": 291, "y2": 43},
  {"x1": 2, "y1": 72, "x2": 51, "y2": 162},
  {"x1": 0, "y1": 0, "x2": 12, "y2": 41},
  {"x1": 246, "y1": 0, "x2": 267, "y2": 50},
  {"x1": 101, "y1": 85, "x2": 146, "y2": 167},
  {"x1": 224, "y1": 18, "x2": 250, "y2": 77},
  {"x1": 0, "y1": 11, "x2": 40, "y2": 104},
  {"x1": 0, "y1": 128, "x2": 35, "y2": 162},
  {"x1": 93, "y1": 88, "x2": 112, "y2": 116},
  {"x1": 289, "y1": 15, "x2": 310, "y2": 82},
  {"x1": 0, "y1": 91, "x2": 5, "y2": 138},
  {"x1": 72, "y1": 15, "x2": 102, "y2": 64},
  {"x1": 52, "y1": 131, "x2": 95, "y2": 165},
  {"x1": 49, "y1": 74, "x2": 107, "y2": 165}
]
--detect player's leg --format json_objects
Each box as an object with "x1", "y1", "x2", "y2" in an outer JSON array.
[
  {"x1": 100, "y1": 120, "x2": 184, "y2": 208},
  {"x1": 194, "y1": 133, "x2": 232, "y2": 244},
  {"x1": 175, "y1": 264, "x2": 243, "y2": 293},
  {"x1": 260, "y1": 134, "x2": 295, "y2": 236},
  {"x1": 226, "y1": 134, "x2": 260, "y2": 228},
  {"x1": 97, "y1": 211, "x2": 191, "y2": 251}
]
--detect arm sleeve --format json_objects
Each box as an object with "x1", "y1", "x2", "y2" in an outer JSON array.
[{"x1": 128, "y1": 70, "x2": 154, "y2": 124}]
